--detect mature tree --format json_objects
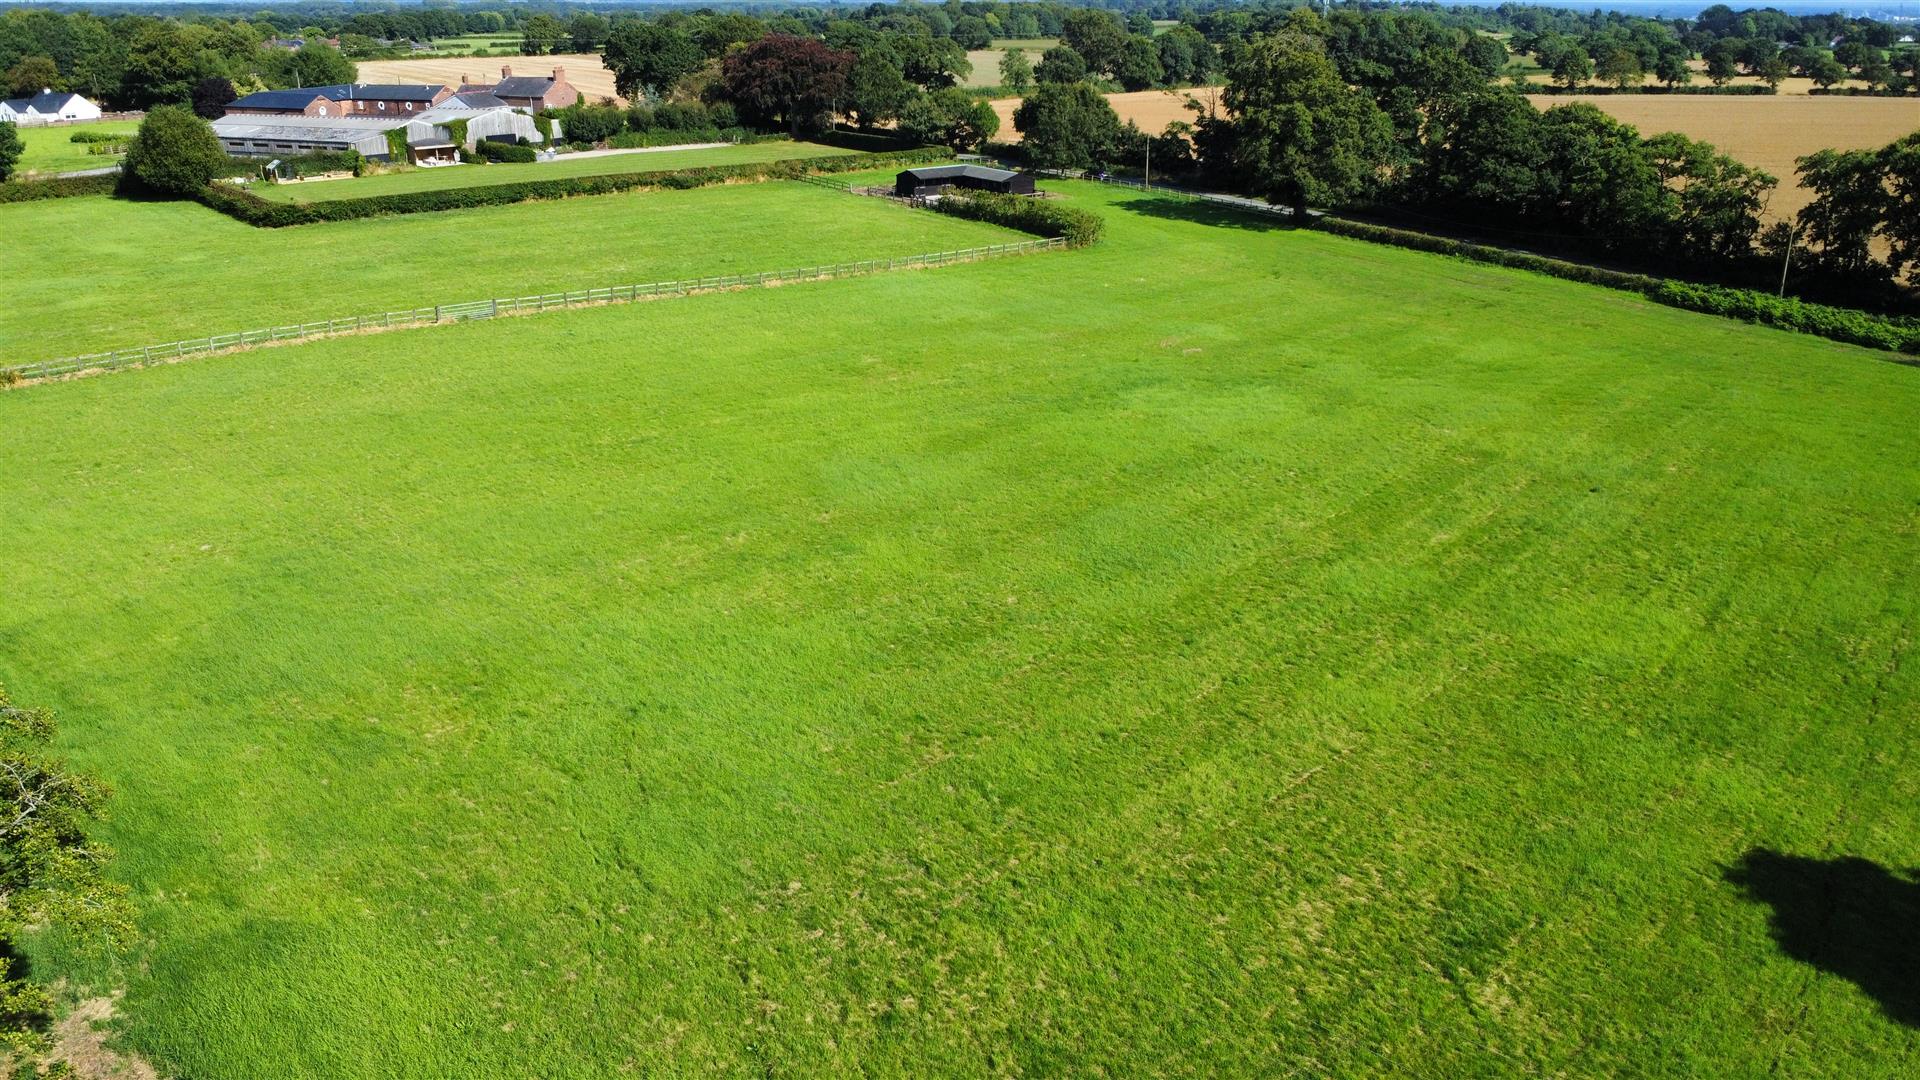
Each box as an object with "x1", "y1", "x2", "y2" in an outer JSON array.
[
  {"x1": 120, "y1": 25, "x2": 198, "y2": 107},
  {"x1": 1882, "y1": 132, "x2": 1920, "y2": 278},
  {"x1": 521, "y1": 14, "x2": 569, "y2": 57},
  {"x1": 123, "y1": 104, "x2": 229, "y2": 195},
  {"x1": 1414, "y1": 89, "x2": 1549, "y2": 213},
  {"x1": 897, "y1": 86, "x2": 998, "y2": 150},
  {"x1": 1797, "y1": 146, "x2": 1891, "y2": 281},
  {"x1": 1114, "y1": 35, "x2": 1164, "y2": 92},
  {"x1": 1703, "y1": 39, "x2": 1742, "y2": 86},
  {"x1": 1595, "y1": 48, "x2": 1643, "y2": 89},
  {"x1": 1654, "y1": 47, "x2": 1693, "y2": 87},
  {"x1": 1462, "y1": 34, "x2": 1508, "y2": 77},
  {"x1": 1808, "y1": 55, "x2": 1849, "y2": 89},
  {"x1": 1644, "y1": 130, "x2": 1775, "y2": 261},
  {"x1": 693, "y1": 13, "x2": 771, "y2": 58},
  {"x1": 1035, "y1": 44, "x2": 1088, "y2": 85},
  {"x1": 1223, "y1": 33, "x2": 1397, "y2": 216},
  {"x1": 1756, "y1": 55, "x2": 1791, "y2": 90},
  {"x1": 5, "y1": 56, "x2": 59, "y2": 97},
  {"x1": 1551, "y1": 43, "x2": 1594, "y2": 89},
  {"x1": 1060, "y1": 8, "x2": 1129, "y2": 76},
  {"x1": 845, "y1": 49, "x2": 913, "y2": 126},
  {"x1": 603, "y1": 22, "x2": 704, "y2": 101},
  {"x1": 568, "y1": 13, "x2": 611, "y2": 53},
  {"x1": 719, "y1": 34, "x2": 852, "y2": 135},
  {"x1": 1156, "y1": 25, "x2": 1214, "y2": 85},
  {"x1": 190, "y1": 75, "x2": 236, "y2": 119},
  {"x1": 999, "y1": 48, "x2": 1033, "y2": 93},
  {"x1": 892, "y1": 33, "x2": 971, "y2": 90},
  {"x1": 0, "y1": 686, "x2": 134, "y2": 1073},
  {"x1": 1013, "y1": 80, "x2": 1123, "y2": 169},
  {"x1": 286, "y1": 42, "x2": 354, "y2": 89},
  {"x1": 1834, "y1": 40, "x2": 1877, "y2": 74},
  {"x1": 951, "y1": 16, "x2": 993, "y2": 51},
  {"x1": 0, "y1": 121, "x2": 20, "y2": 183},
  {"x1": 1126, "y1": 13, "x2": 1155, "y2": 37}
]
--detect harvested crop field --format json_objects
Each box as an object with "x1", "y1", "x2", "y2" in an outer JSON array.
[
  {"x1": 990, "y1": 86, "x2": 1226, "y2": 141},
  {"x1": 355, "y1": 52, "x2": 623, "y2": 104},
  {"x1": 1524, "y1": 94, "x2": 1919, "y2": 219}
]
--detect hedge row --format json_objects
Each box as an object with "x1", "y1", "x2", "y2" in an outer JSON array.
[
  {"x1": 1807, "y1": 87, "x2": 1920, "y2": 97},
  {"x1": 1527, "y1": 83, "x2": 1775, "y2": 96},
  {"x1": 478, "y1": 140, "x2": 537, "y2": 163},
  {"x1": 0, "y1": 174, "x2": 118, "y2": 203},
  {"x1": 929, "y1": 190, "x2": 1104, "y2": 247},
  {"x1": 1314, "y1": 216, "x2": 1920, "y2": 354},
  {"x1": 812, "y1": 128, "x2": 931, "y2": 154},
  {"x1": 605, "y1": 128, "x2": 777, "y2": 150},
  {"x1": 197, "y1": 147, "x2": 957, "y2": 227},
  {"x1": 1649, "y1": 281, "x2": 1920, "y2": 353}
]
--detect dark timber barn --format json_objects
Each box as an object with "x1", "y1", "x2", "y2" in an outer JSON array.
[{"x1": 895, "y1": 164, "x2": 1037, "y2": 198}]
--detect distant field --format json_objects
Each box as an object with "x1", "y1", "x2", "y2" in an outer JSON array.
[
  {"x1": 356, "y1": 52, "x2": 621, "y2": 103},
  {"x1": 4, "y1": 181, "x2": 1917, "y2": 1079},
  {"x1": 248, "y1": 141, "x2": 856, "y2": 202},
  {"x1": 1523, "y1": 93, "x2": 1920, "y2": 219},
  {"x1": 0, "y1": 180, "x2": 1009, "y2": 361},
  {"x1": 990, "y1": 87, "x2": 1225, "y2": 141},
  {"x1": 11, "y1": 119, "x2": 139, "y2": 177},
  {"x1": 421, "y1": 34, "x2": 528, "y2": 56},
  {"x1": 963, "y1": 39, "x2": 1062, "y2": 88}
]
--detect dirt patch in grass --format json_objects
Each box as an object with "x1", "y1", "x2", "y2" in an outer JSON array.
[{"x1": 47, "y1": 994, "x2": 159, "y2": 1080}]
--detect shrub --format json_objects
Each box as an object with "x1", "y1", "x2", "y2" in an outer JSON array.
[
  {"x1": 0, "y1": 121, "x2": 20, "y2": 183},
  {"x1": 0, "y1": 174, "x2": 118, "y2": 202},
  {"x1": 198, "y1": 147, "x2": 957, "y2": 227},
  {"x1": 1310, "y1": 215, "x2": 1920, "y2": 354},
  {"x1": 479, "y1": 140, "x2": 538, "y2": 163},
  {"x1": 652, "y1": 101, "x2": 709, "y2": 131},
  {"x1": 929, "y1": 190, "x2": 1103, "y2": 247},
  {"x1": 123, "y1": 105, "x2": 230, "y2": 196},
  {"x1": 279, "y1": 149, "x2": 363, "y2": 177},
  {"x1": 68, "y1": 129, "x2": 124, "y2": 143}
]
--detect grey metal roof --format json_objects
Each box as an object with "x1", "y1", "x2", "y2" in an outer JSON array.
[
  {"x1": 900, "y1": 165, "x2": 1021, "y2": 182},
  {"x1": 212, "y1": 115, "x2": 425, "y2": 141},
  {"x1": 436, "y1": 92, "x2": 511, "y2": 111}
]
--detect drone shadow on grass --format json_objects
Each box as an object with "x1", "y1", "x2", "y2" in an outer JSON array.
[
  {"x1": 1112, "y1": 196, "x2": 1294, "y2": 233},
  {"x1": 1726, "y1": 848, "x2": 1920, "y2": 1028}
]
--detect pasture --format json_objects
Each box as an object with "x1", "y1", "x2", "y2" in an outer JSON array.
[
  {"x1": 356, "y1": 52, "x2": 624, "y2": 104},
  {"x1": 3, "y1": 180, "x2": 1917, "y2": 1079},
  {"x1": 10, "y1": 118, "x2": 139, "y2": 177},
  {"x1": 1521, "y1": 93, "x2": 1920, "y2": 219},
  {"x1": 0, "y1": 179, "x2": 1007, "y2": 362},
  {"x1": 246, "y1": 141, "x2": 856, "y2": 203}
]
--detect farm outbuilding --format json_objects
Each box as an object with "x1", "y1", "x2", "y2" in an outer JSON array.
[
  {"x1": 895, "y1": 165, "x2": 1036, "y2": 199},
  {"x1": 212, "y1": 106, "x2": 548, "y2": 160}
]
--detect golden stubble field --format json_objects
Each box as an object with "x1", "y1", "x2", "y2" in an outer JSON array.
[
  {"x1": 1523, "y1": 93, "x2": 1919, "y2": 219},
  {"x1": 357, "y1": 53, "x2": 625, "y2": 104},
  {"x1": 990, "y1": 87, "x2": 1226, "y2": 142}
]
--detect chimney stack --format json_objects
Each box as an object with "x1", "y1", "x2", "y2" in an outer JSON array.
[
  {"x1": 553, "y1": 67, "x2": 565, "y2": 80},
  {"x1": 501, "y1": 65, "x2": 512, "y2": 78}
]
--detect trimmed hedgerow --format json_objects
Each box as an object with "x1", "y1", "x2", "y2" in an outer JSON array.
[
  {"x1": 1313, "y1": 216, "x2": 1920, "y2": 354},
  {"x1": 1649, "y1": 281, "x2": 1920, "y2": 353},
  {"x1": 812, "y1": 128, "x2": 931, "y2": 154},
  {"x1": 0, "y1": 174, "x2": 118, "y2": 203},
  {"x1": 478, "y1": 140, "x2": 537, "y2": 163},
  {"x1": 928, "y1": 190, "x2": 1103, "y2": 247},
  {"x1": 196, "y1": 148, "x2": 957, "y2": 227}
]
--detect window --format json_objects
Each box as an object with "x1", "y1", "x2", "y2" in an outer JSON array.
[
  {"x1": 404, "y1": 102, "x2": 413, "y2": 111},
  {"x1": 377, "y1": 102, "x2": 386, "y2": 111}
]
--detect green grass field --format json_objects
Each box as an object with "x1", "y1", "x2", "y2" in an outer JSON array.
[
  {"x1": 0, "y1": 180, "x2": 1008, "y2": 361},
  {"x1": 249, "y1": 141, "x2": 858, "y2": 203},
  {"x1": 11, "y1": 118, "x2": 139, "y2": 177},
  {"x1": 2, "y1": 182, "x2": 1917, "y2": 1078}
]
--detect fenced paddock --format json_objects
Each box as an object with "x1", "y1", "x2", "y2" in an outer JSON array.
[{"x1": 3, "y1": 238, "x2": 1067, "y2": 384}]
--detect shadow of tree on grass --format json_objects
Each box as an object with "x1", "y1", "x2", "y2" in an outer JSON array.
[
  {"x1": 1112, "y1": 196, "x2": 1294, "y2": 233},
  {"x1": 1726, "y1": 848, "x2": 1920, "y2": 1028}
]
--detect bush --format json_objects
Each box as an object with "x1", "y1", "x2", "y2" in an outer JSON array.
[
  {"x1": 279, "y1": 149, "x2": 363, "y2": 177},
  {"x1": 198, "y1": 147, "x2": 957, "y2": 227},
  {"x1": 929, "y1": 190, "x2": 1103, "y2": 247},
  {"x1": 0, "y1": 174, "x2": 117, "y2": 203},
  {"x1": 1310, "y1": 215, "x2": 1920, "y2": 354},
  {"x1": 652, "y1": 102, "x2": 709, "y2": 131},
  {"x1": 479, "y1": 140, "x2": 538, "y2": 163},
  {"x1": 68, "y1": 129, "x2": 124, "y2": 143},
  {"x1": 1649, "y1": 281, "x2": 1920, "y2": 353},
  {"x1": 123, "y1": 105, "x2": 230, "y2": 197}
]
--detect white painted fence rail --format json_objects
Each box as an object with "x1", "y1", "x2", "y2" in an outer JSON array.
[{"x1": 4, "y1": 237, "x2": 1066, "y2": 383}]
